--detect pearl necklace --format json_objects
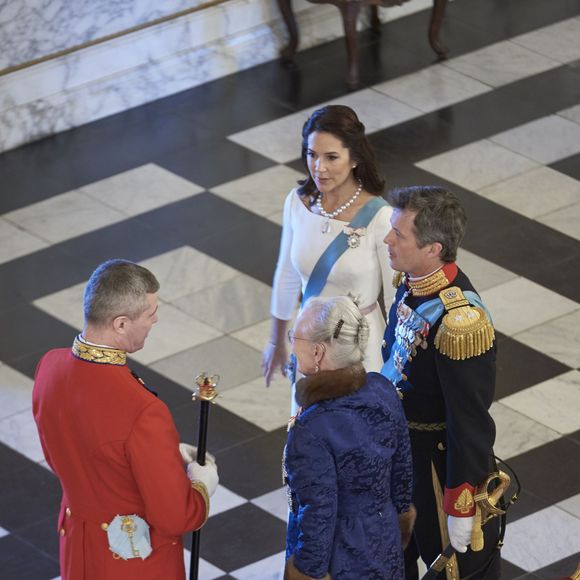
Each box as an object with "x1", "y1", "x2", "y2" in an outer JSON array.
[{"x1": 316, "y1": 181, "x2": 362, "y2": 234}]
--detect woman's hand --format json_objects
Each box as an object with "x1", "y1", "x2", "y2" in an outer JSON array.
[{"x1": 262, "y1": 342, "x2": 288, "y2": 387}]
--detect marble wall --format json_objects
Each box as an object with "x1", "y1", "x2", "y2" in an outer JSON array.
[{"x1": 0, "y1": 0, "x2": 434, "y2": 152}]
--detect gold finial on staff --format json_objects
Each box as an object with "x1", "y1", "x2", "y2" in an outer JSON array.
[{"x1": 192, "y1": 372, "x2": 220, "y2": 403}]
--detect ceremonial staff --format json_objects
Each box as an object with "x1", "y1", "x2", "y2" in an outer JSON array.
[{"x1": 189, "y1": 372, "x2": 220, "y2": 580}]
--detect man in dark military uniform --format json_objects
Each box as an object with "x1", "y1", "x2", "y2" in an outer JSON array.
[{"x1": 381, "y1": 186, "x2": 501, "y2": 580}]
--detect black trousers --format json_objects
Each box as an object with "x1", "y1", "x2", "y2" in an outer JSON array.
[{"x1": 405, "y1": 430, "x2": 501, "y2": 580}]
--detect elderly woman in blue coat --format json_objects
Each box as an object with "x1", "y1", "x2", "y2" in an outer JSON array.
[{"x1": 283, "y1": 295, "x2": 416, "y2": 580}]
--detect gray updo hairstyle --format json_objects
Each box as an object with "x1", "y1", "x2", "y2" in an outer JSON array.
[{"x1": 300, "y1": 295, "x2": 369, "y2": 368}]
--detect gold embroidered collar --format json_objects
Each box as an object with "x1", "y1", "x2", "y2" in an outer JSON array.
[
  {"x1": 72, "y1": 335, "x2": 127, "y2": 365},
  {"x1": 407, "y1": 263, "x2": 457, "y2": 297}
]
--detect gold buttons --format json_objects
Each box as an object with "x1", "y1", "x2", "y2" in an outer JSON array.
[
  {"x1": 59, "y1": 528, "x2": 65, "y2": 536},
  {"x1": 65, "y1": 507, "x2": 71, "y2": 517},
  {"x1": 437, "y1": 442, "x2": 446, "y2": 451},
  {"x1": 112, "y1": 552, "x2": 121, "y2": 560},
  {"x1": 101, "y1": 522, "x2": 109, "y2": 531},
  {"x1": 171, "y1": 541, "x2": 177, "y2": 546}
]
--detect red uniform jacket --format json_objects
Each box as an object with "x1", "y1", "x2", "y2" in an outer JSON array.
[{"x1": 32, "y1": 347, "x2": 208, "y2": 580}]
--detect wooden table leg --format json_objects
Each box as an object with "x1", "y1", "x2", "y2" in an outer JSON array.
[
  {"x1": 340, "y1": 2, "x2": 362, "y2": 88},
  {"x1": 277, "y1": 0, "x2": 299, "y2": 62},
  {"x1": 429, "y1": 0, "x2": 449, "y2": 58}
]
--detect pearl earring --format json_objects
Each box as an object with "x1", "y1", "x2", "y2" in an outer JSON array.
[{"x1": 314, "y1": 364, "x2": 320, "y2": 373}]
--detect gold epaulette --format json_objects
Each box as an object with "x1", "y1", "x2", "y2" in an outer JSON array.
[
  {"x1": 392, "y1": 271, "x2": 404, "y2": 288},
  {"x1": 434, "y1": 287, "x2": 495, "y2": 360}
]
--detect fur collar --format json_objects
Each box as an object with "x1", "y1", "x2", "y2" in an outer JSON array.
[{"x1": 295, "y1": 364, "x2": 366, "y2": 408}]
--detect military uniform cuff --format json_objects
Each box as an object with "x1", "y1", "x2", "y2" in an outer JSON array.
[{"x1": 444, "y1": 483, "x2": 475, "y2": 517}]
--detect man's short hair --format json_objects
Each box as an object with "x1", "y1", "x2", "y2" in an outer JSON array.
[
  {"x1": 83, "y1": 259, "x2": 160, "y2": 326},
  {"x1": 387, "y1": 186, "x2": 467, "y2": 262}
]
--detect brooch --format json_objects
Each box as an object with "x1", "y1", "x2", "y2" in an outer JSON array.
[{"x1": 344, "y1": 226, "x2": 366, "y2": 248}]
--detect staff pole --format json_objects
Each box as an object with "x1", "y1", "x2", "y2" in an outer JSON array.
[{"x1": 189, "y1": 372, "x2": 219, "y2": 580}]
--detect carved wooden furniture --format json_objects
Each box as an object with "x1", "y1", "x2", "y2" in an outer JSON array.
[{"x1": 277, "y1": 0, "x2": 449, "y2": 88}]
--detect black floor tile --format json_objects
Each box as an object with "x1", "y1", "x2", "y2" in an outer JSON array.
[
  {"x1": 501, "y1": 559, "x2": 529, "y2": 580},
  {"x1": 450, "y1": 0, "x2": 580, "y2": 38},
  {"x1": 504, "y1": 489, "x2": 552, "y2": 524},
  {"x1": 0, "y1": 535, "x2": 59, "y2": 580},
  {"x1": 190, "y1": 503, "x2": 286, "y2": 572},
  {"x1": 171, "y1": 403, "x2": 264, "y2": 455},
  {"x1": 155, "y1": 139, "x2": 275, "y2": 189},
  {"x1": 214, "y1": 431, "x2": 286, "y2": 498},
  {"x1": 550, "y1": 153, "x2": 580, "y2": 182},
  {"x1": 507, "y1": 437, "x2": 580, "y2": 507},
  {"x1": 0, "y1": 305, "x2": 77, "y2": 365},
  {"x1": 15, "y1": 515, "x2": 60, "y2": 562},
  {"x1": 495, "y1": 334, "x2": 571, "y2": 399},
  {"x1": 534, "y1": 553, "x2": 580, "y2": 579},
  {"x1": 0, "y1": 459, "x2": 60, "y2": 532}
]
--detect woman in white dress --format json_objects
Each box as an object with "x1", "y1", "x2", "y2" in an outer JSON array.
[{"x1": 262, "y1": 105, "x2": 394, "y2": 413}]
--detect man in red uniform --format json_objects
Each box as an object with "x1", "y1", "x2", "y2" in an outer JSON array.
[{"x1": 33, "y1": 259, "x2": 218, "y2": 580}]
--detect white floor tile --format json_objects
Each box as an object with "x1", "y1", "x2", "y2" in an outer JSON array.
[
  {"x1": 151, "y1": 336, "x2": 262, "y2": 391},
  {"x1": 33, "y1": 281, "x2": 85, "y2": 330},
  {"x1": 0, "y1": 526, "x2": 9, "y2": 538},
  {"x1": 501, "y1": 505, "x2": 580, "y2": 571},
  {"x1": 558, "y1": 103, "x2": 580, "y2": 125},
  {"x1": 211, "y1": 166, "x2": 304, "y2": 217},
  {"x1": 442, "y1": 40, "x2": 558, "y2": 87},
  {"x1": 416, "y1": 139, "x2": 538, "y2": 191},
  {"x1": 480, "y1": 277, "x2": 579, "y2": 336},
  {"x1": 514, "y1": 308, "x2": 580, "y2": 369},
  {"x1": 490, "y1": 402, "x2": 560, "y2": 460},
  {"x1": 0, "y1": 407, "x2": 45, "y2": 463},
  {"x1": 490, "y1": 115, "x2": 580, "y2": 164},
  {"x1": 456, "y1": 249, "x2": 517, "y2": 291},
  {"x1": 4, "y1": 190, "x2": 126, "y2": 244},
  {"x1": 511, "y1": 18, "x2": 580, "y2": 64},
  {"x1": 326, "y1": 88, "x2": 422, "y2": 132},
  {"x1": 267, "y1": 211, "x2": 284, "y2": 226},
  {"x1": 476, "y1": 166, "x2": 580, "y2": 219},
  {"x1": 172, "y1": 274, "x2": 272, "y2": 333},
  {"x1": 231, "y1": 319, "x2": 276, "y2": 352},
  {"x1": 130, "y1": 302, "x2": 222, "y2": 365},
  {"x1": 373, "y1": 64, "x2": 491, "y2": 113},
  {"x1": 228, "y1": 90, "x2": 421, "y2": 164},
  {"x1": 557, "y1": 494, "x2": 580, "y2": 519},
  {"x1": 228, "y1": 111, "x2": 310, "y2": 164},
  {"x1": 218, "y1": 375, "x2": 292, "y2": 432},
  {"x1": 0, "y1": 364, "x2": 34, "y2": 420},
  {"x1": 251, "y1": 487, "x2": 289, "y2": 522},
  {"x1": 183, "y1": 550, "x2": 225, "y2": 580},
  {"x1": 500, "y1": 370, "x2": 580, "y2": 435},
  {"x1": 80, "y1": 163, "x2": 204, "y2": 216},
  {"x1": 537, "y1": 200, "x2": 580, "y2": 241},
  {"x1": 0, "y1": 218, "x2": 47, "y2": 265},
  {"x1": 209, "y1": 485, "x2": 247, "y2": 517},
  {"x1": 230, "y1": 550, "x2": 286, "y2": 580},
  {"x1": 139, "y1": 246, "x2": 239, "y2": 302}
]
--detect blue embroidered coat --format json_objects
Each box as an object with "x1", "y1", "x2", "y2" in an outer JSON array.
[{"x1": 284, "y1": 365, "x2": 413, "y2": 580}]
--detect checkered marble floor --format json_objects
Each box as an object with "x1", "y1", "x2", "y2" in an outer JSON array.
[{"x1": 1, "y1": 1, "x2": 580, "y2": 578}]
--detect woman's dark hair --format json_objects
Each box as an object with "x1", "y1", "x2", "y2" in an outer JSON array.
[{"x1": 297, "y1": 105, "x2": 385, "y2": 199}]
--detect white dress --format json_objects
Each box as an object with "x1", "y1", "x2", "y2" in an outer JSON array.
[{"x1": 271, "y1": 189, "x2": 395, "y2": 412}]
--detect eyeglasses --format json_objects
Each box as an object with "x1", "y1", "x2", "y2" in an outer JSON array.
[{"x1": 287, "y1": 329, "x2": 314, "y2": 345}]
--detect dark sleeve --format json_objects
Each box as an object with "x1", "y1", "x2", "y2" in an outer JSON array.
[
  {"x1": 286, "y1": 423, "x2": 337, "y2": 579},
  {"x1": 435, "y1": 345, "x2": 497, "y2": 516}
]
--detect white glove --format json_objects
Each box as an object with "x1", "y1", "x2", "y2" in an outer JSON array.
[
  {"x1": 447, "y1": 515, "x2": 474, "y2": 553},
  {"x1": 179, "y1": 442, "x2": 215, "y2": 464},
  {"x1": 187, "y1": 458, "x2": 219, "y2": 497}
]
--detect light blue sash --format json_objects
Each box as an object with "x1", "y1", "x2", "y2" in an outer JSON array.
[
  {"x1": 380, "y1": 290, "x2": 492, "y2": 387},
  {"x1": 302, "y1": 196, "x2": 387, "y2": 305},
  {"x1": 288, "y1": 196, "x2": 387, "y2": 384}
]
